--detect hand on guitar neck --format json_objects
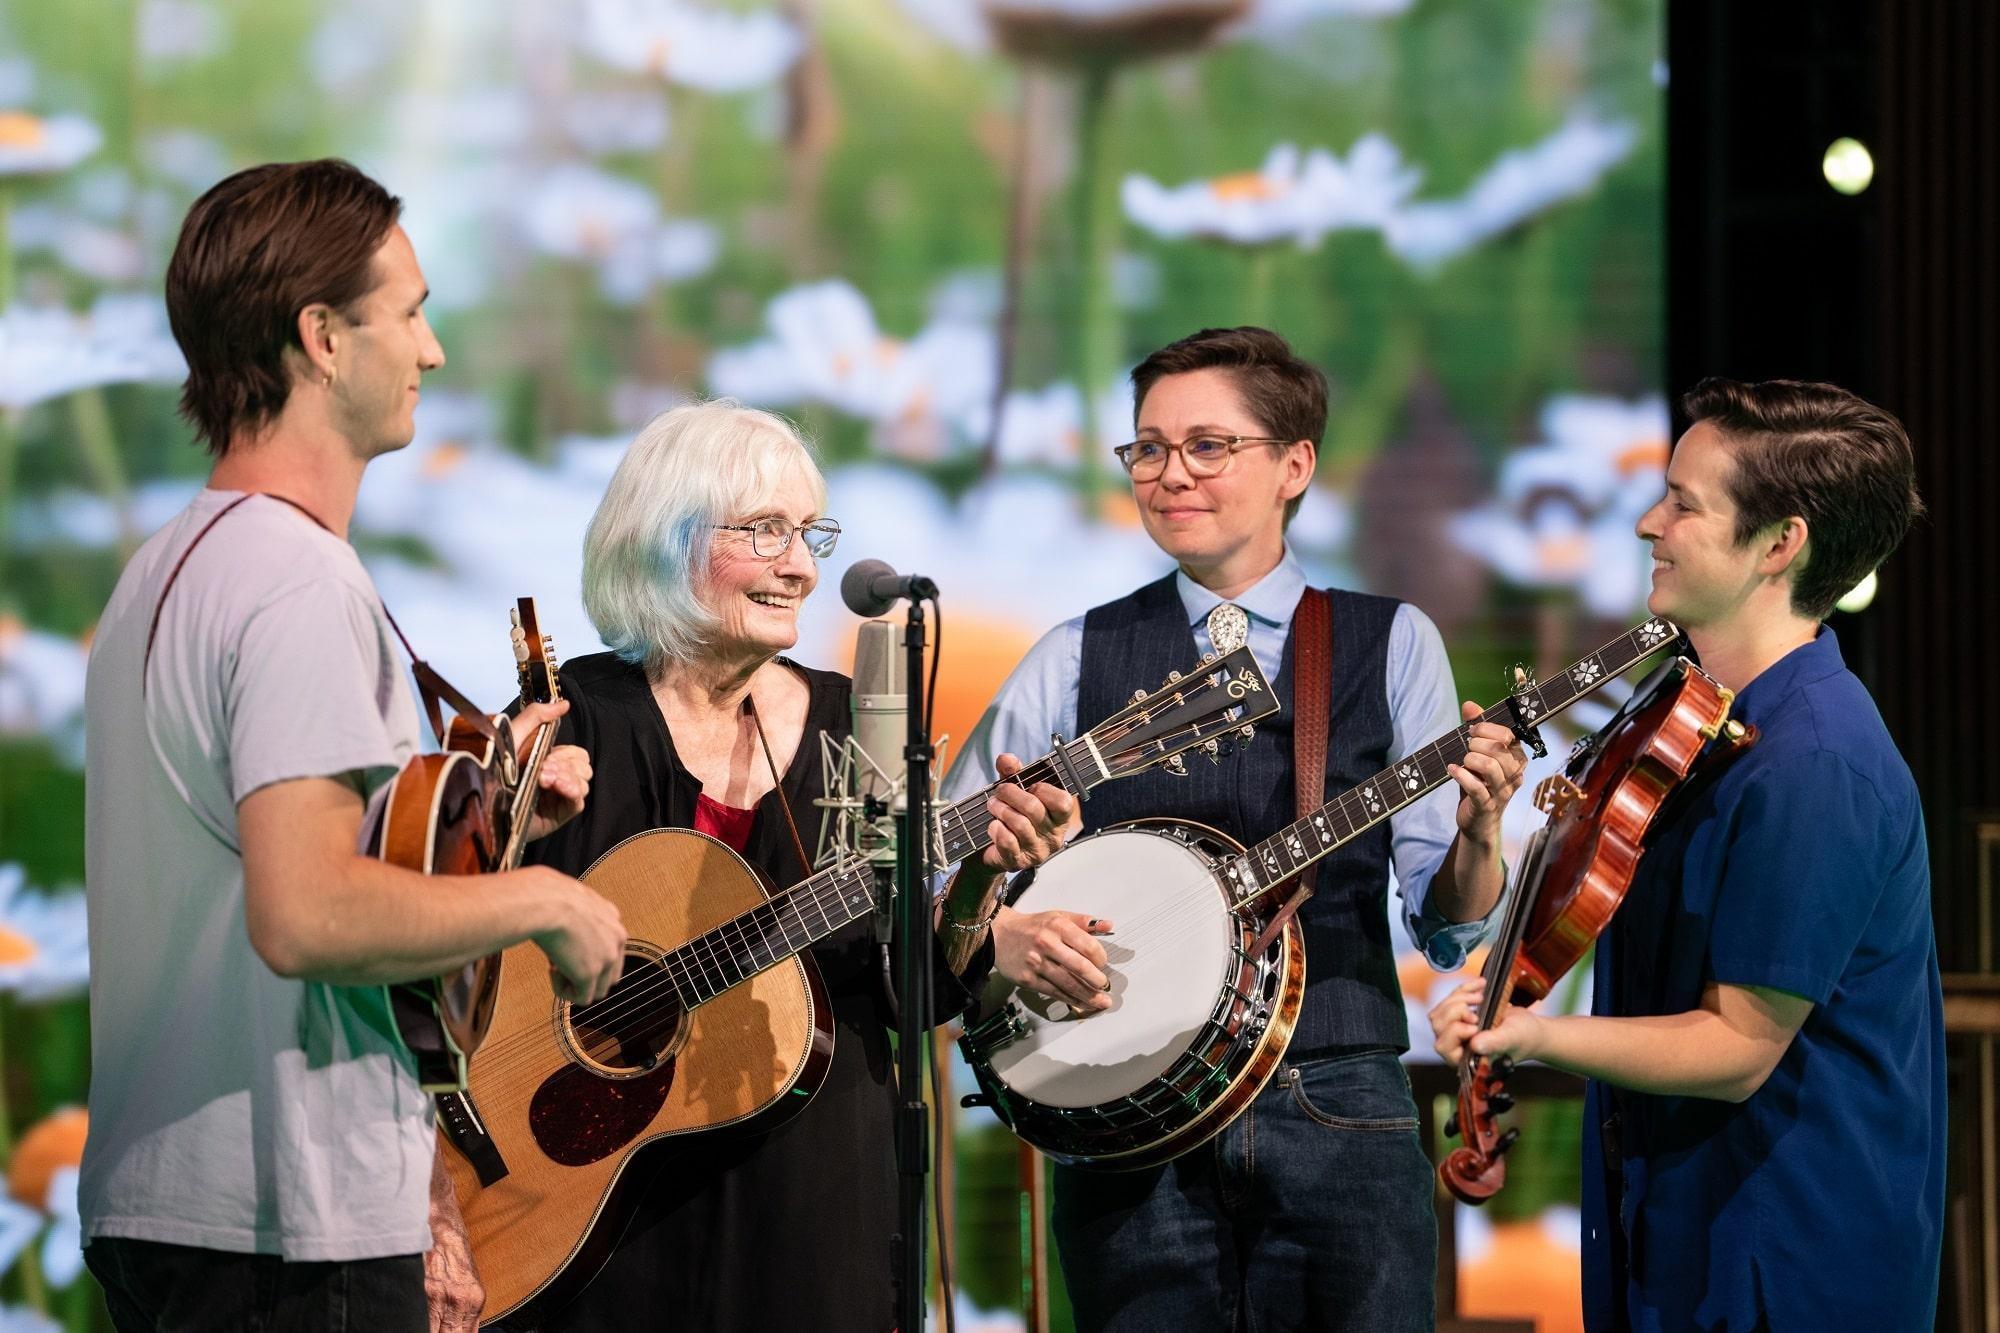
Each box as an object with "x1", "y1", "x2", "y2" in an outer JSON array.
[{"x1": 937, "y1": 751, "x2": 1081, "y2": 975}]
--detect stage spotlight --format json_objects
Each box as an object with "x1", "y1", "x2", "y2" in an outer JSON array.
[
  {"x1": 1836, "y1": 570, "x2": 1878, "y2": 614},
  {"x1": 1822, "y1": 137, "x2": 1874, "y2": 195}
]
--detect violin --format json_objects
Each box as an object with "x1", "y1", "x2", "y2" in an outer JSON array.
[
  {"x1": 364, "y1": 598, "x2": 562, "y2": 1092},
  {"x1": 1438, "y1": 653, "x2": 1757, "y2": 1204}
]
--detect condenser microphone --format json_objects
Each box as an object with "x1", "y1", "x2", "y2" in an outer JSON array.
[
  {"x1": 850, "y1": 619, "x2": 907, "y2": 820},
  {"x1": 841, "y1": 559, "x2": 939, "y2": 618},
  {"x1": 810, "y1": 619, "x2": 907, "y2": 868}
]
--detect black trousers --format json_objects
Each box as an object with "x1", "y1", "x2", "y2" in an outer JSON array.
[{"x1": 84, "y1": 1237, "x2": 425, "y2": 1333}]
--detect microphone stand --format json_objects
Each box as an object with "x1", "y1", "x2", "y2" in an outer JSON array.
[{"x1": 893, "y1": 595, "x2": 934, "y2": 1333}]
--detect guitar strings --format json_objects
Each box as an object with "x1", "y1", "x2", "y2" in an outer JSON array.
[{"x1": 454, "y1": 674, "x2": 1244, "y2": 1084}]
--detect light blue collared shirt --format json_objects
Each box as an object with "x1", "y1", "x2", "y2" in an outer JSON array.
[{"x1": 942, "y1": 547, "x2": 1498, "y2": 969}]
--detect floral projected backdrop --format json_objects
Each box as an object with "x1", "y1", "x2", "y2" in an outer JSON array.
[{"x1": 0, "y1": 0, "x2": 1661, "y2": 1328}]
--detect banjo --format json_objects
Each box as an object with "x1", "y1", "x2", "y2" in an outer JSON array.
[{"x1": 961, "y1": 616, "x2": 1685, "y2": 1170}]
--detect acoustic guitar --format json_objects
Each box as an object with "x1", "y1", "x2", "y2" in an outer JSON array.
[{"x1": 437, "y1": 645, "x2": 1277, "y2": 1327}]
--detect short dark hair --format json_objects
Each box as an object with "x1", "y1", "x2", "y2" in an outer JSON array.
[
  {"x1": 166, "y1": 159, "x2": 402, "y2": 455},
  {"x1": 1130, "y1": 326, "x2": 1327, "y2": 524},
  {"x1": 1681, "y1": 377, "x2": 1925, "y2": 620}
]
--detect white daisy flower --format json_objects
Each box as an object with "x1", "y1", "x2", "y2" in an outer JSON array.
[
  {"x1": 574, "y1": 0, "x2": 803, "y2": 94},
  {"x1": 707, "y1": 280, "x2": 996, "y2": 455},
  {"x1": 0, "y1": 297, "x2": 185, "y2": 411},
  {"x1": 1385, "y1": 115, "x2": 1639, "y2": 267},
  {"x1": 0, "y1": 112, "x2": 102, "y2": 177},
  {"x1": 38, "y1": 1168, "x2": 80, "y2": 1289},
  {"x1": 1448, "y1": 395, "x2": 1668, "y2": 619},
  {"x1": 1121, "y1": 136, "x2": 1422, "y2": 248},
  {"x1": 0, "y1": 866, "x2": 90, "y2": 1002},
  {"x1": 138, "y1": 0, "x2": 230, "y2": 64}
]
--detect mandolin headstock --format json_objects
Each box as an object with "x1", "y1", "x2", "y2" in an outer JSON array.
[{"x1": 511, "y1": 597, "x2": 562, "y2": 707}]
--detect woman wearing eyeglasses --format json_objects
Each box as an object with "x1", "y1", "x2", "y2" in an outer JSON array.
[{"x1": 508, "y1": 400, "x2": 1075, "y2": 1333}]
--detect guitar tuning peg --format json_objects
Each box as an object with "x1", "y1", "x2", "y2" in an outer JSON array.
[
  {"x1": 1166, "y1": 670, "x2": 1184, "y2": 684},
  {"x1": 1202, "y1": 738, "x2": 1221, "y2": 763},
  {"x1": 1199, "y1": 651, "x2": 1218, "y2": 665},
  {"x1": 1239, "y1": 724, "x2": 1256, "y2": 741},
  {"x1": 509, "y1": 608, "x2": 521, "y2": 627},
  {"x1": 1163, "y1": 753, "x2": 1189, "y2": 778},
  {"x1": 1130, "y1": 688, "x2": 1150, "y2": 704}
]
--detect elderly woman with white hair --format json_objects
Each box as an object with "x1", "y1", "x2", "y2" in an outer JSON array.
[{"x1": 520, "y1": 401, "x2": 1075, "y2": 1333}]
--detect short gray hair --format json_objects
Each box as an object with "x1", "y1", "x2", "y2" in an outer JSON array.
[{"x1": 582, "y1": 400, "x2": 828, "y2": 671}]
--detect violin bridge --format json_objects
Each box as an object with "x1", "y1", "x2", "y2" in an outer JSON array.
[{"x1": 1533, "y1": 774, "x2": 1584, "y2": 816}]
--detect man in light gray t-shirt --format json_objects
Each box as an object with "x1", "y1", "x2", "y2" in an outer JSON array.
[
  {"x1": 80, "y1": 159, "x2": 626, "y2": 1333},
  {"x1": 84, "y1": 490, "x2": 433, "y2": 1260}
]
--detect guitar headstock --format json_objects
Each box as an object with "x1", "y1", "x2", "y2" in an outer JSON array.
[
  {"x1": 1083, "y1": 644, "x2": 1278, "y2": 782},
  {"x1": 511, "y1": 597, "x2": 561, "y2": 707}
]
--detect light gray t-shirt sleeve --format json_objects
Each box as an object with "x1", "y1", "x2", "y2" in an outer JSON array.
[{"x1": 228, "y1": 578, "x2": 408, "y2": 803}]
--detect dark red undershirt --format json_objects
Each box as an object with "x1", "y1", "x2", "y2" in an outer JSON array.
[{"x1": 693, "y1": 792, "x2": 757, "y2": 853}]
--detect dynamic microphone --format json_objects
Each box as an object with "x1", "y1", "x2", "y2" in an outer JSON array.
[{"x1": 841, "y1": 559, "x2": 939, "y2": 618}]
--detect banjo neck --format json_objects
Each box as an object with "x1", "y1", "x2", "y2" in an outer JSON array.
[{"x1": 1220, "y1": 617, "x2": 1683, "y2": 911}]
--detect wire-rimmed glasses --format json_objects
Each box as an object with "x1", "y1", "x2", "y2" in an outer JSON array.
[{"x1": 712, "y1": 517, "x2": 842, "y2": 559}]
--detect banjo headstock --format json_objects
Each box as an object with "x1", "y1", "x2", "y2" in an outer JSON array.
[{"x1": 1083, "y1": 644, "x2": 1278, "y2": 783}]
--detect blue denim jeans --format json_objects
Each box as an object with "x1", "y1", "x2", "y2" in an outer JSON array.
[
  {"x1": 84, "y1": 1237, "x2": 427, "y2": 1333},
  {"x1": 1052, "y1": 1049, "x2": 1436, "y2": 1333}
]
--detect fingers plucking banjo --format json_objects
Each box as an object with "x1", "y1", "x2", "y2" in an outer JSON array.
[{"x1": 962, "y1": 617, "x2": 1685, "y2": 1170}]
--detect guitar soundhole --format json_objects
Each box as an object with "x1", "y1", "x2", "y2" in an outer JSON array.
[{"x1": 565, "y1": 949, "x2": 687, "y2": 1077}]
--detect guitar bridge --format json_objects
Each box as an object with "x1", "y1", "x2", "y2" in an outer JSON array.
[{"x1": 437, "y1": 1090, "x2": 510, "y2": 1187}]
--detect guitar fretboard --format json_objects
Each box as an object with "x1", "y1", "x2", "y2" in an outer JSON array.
[
  {"x1": 1219, "y1": 617, "x2": 1680, "y2": 904},
  {"x1": 652, "y1": 645, "x2": 1271, "y2": 1009},
  {"x1": 650, "y1": 743, "x2": 1116, "y2": 1008}
]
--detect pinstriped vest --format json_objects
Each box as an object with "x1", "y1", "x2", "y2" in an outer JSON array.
[{"x1": 1077, "y1": 574, "x2": 1409, "y2": 1056}]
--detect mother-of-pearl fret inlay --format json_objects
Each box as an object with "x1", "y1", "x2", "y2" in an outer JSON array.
[{"x1": 1224, "y1": 619, "x2": 1678, "y2": 910}]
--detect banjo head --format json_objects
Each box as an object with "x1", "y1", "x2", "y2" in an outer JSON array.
[{"x1": 978, "y1": 826, "x2": 1235, "y2": 1110}]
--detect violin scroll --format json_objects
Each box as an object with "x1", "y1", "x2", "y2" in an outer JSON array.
[{"x1": 1441, "y1": 1054, "x2": 1519, "y2": 1205}]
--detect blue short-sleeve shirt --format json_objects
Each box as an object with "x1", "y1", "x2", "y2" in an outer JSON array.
[{"x1": 1579, "y1": 628, "x2": 1944, "y2": 1332}]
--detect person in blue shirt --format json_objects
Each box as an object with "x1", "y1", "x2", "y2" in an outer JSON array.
[
  {"x1": 1430, "y1": 377, "x2": 1942, "y2": 1331},
  {"x1": 946, "y1": 326, "x2": 1529, "y2": 1332}
]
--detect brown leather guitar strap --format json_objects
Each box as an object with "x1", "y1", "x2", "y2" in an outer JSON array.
[
  {"x1": 142, "y1": 491, "x2": 498, "y2": 748},
  {"x1": 1251, "y1": 586, "x2": 1331, "y2": 957}
]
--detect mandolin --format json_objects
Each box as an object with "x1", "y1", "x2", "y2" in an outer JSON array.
[
  {"x1": 1438, "y1": 652, "x2": 1757, "y2": 1204},
  {"x1": 436, "y1": 645, "x2": 1278, "y2": 1327},
  {"x1": 364, "y1": 598, "x2": 562, "y2": 1093}
]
